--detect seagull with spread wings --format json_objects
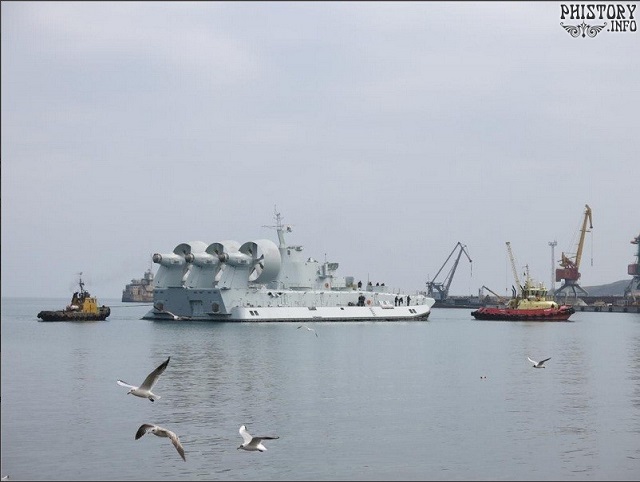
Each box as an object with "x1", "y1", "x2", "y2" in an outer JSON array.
[
  {"x1": 237, "y1": 424, "x2": 279, "y2": 452},
  {"x1": 117, "y1": 357, "x2": 170, "y2": 402},
  {"x1": 135, "y1": 423, "x2": 186, "y2": 461},
  {"x1": 156, "y1": 309, "x2": 189, "y2": 320},
  {"x1": 297, "y1": 324, "x2": 318, "y2": 337},
  {"x1": 528, "y1": 356, "x2": 551, "y2": 368}
]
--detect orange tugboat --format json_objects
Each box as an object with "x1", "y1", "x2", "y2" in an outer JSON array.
[
  {"x1": 38, "y1": 274, "x2": 111, "y2": 322},
  {"x1": 471, "y1": 242, "x2": 575, "y2": 322}
]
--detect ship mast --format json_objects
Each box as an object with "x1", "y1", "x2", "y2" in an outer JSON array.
[
  {"x1": 78, "y1": 271, "x2": 86, "y2": 294},
  {"x1": 262, "y1": 206, "x2": 293, "y2": 248}
]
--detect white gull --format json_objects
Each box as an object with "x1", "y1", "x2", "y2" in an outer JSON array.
[
  {"x1": 297, "y1": 324, "x2": 318, "y2": 337},
  {"x1": 155, "y1": 308, "x2": 189, "y2": 320},
  {"x1": 135, "y1": 423, "x2": 186, "y2": 461},
  {"x1": 117, "y1": 356, "x2": 170, "y2": 402},
  {"x1": 237, "y1": 424, "x2": 279, "y2": 452},
  {"x1": 528, "y1": 356, "x2": 551, "y2": 368}
]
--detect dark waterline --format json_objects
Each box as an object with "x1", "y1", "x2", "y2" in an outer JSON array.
[{"x1": 2, "y1": 298, "x2": 639, "y2": 481}]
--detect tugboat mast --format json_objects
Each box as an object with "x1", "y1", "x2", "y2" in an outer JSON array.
[{"x1": 78, "y1": 272, "x2": 86, "y2": 294}]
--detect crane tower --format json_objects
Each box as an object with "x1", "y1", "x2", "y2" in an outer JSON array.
[
  {"x1": 506, "y1": 241, "x2": 522, "y2": 294},
  {"x1": 426, "y1": 242, "x2": 472, "y2": 301},
  {"x1": 624, "y1": 233, "x2": 640, "y2": 304},
  {"x1": 555, "y1": 204, "x2": 593, "y2": 300}
]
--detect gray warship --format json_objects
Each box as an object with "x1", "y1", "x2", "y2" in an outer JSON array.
[{"x1": 143, "y1": 211, "x2": 435, "y2": 322}]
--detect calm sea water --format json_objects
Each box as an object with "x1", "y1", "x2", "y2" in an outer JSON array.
[{"x1": 1, "y1": 297, "x2": 639, "y2": 481}]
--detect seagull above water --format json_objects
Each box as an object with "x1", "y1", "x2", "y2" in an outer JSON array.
[
  {"x1": 117, "y1": 356, "x2": 170, "y2": 402},
  {"x1": 135, "y1": 423, "x2": 186, "y2": 461},
  {"x1": 528, "y1": 356, "x2": 551, "y2": 368},
  {"x1": 237, "y1": 424, "x2": 279, "y2": 452},
  {"x1": 297, "y1": 324, "x2": 318, "y2": 337}
]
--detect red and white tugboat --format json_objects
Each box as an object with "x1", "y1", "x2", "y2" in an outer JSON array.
[{"x1": 472, "y1": 242, "x2": 574, "y2": 322}]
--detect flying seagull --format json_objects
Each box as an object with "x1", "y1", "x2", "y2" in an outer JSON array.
[
  {"x1": 237, "y1": 424, "x2": 279, "y2": 452},
  {"x1": 528, "y1": 356, "x2": 551, "y2": 368},
  {"x1": 117, "y1": 356, "x2": 170, "y2": 401},
  {"x1": 297, "y1": 324, "x2": 318, "y2": 337},
  {"x1": 156, "y1": 309, "x2": 189, "y2": 320},
  {"x1": 135, "y1": 423, "x2": 186, "y2": 462}
]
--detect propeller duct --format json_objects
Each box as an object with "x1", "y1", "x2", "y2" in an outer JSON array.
[{"x1": 239, "y1": 239, "x2": 281, "y2": 283}]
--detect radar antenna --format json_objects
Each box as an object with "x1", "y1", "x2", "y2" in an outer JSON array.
[
  {"x1": 76, "y1": 271, "x2": 88, "y2": 296},
  {"x1": 262, "y1": 205, "x2": 294, "y2": 248}
]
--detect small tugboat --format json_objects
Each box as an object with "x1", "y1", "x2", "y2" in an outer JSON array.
[
  {"x1": 471, "y1": 277, "x2": 575, "y2": 321},
  {"x1": 38, "y1": 274, "x2": 111, "y2": 322},
  {"x1": 471, "y1": 242, "x2": 574, "y2": 322}
]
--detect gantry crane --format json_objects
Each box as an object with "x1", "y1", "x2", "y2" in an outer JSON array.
[
  {"x1": 426, "y1": 242, "x2": 472, "y2": 301},
  {"x1": 555, "y1": 204, "x2": 593, "y2": 299}
]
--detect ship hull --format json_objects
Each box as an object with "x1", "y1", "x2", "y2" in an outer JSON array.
[
  {"x1": 144, "y1": 287, "x2": 434, "y2": 322},
  {"x1": 147, "y1": 304, "x2": 432, "y2": 322},
  {"x1": 470, "y1": 306, "x2": 574, "y2": 321}
]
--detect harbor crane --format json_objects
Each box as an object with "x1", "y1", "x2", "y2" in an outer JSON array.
[
  {"x1": 555, "y1": 204, "x2": 593, "y2": 299},
  {"x1": 624, "y1": 233, "x2": 640, "y2": 303},
  {"x1": 505, "y1": 241, "x2": 523, "y2": 294},
  {"x1": 479, "y1": 285, "x2": 507, "y2": 305},
  {"x1": 426, "y1": 242, "x2": 472, "y2": 301}
]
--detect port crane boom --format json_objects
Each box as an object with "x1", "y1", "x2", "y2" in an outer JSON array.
[
  {"x1": 480, "y1": 285, "x2": 508, "y2": 305},
  {"x1": 426, "y1": 242, "x2": 472, "y2": 301},
  {"x1": 506, "y1": 241, "x2": 522, "y2": 293},
  {"x1": 555, "y1": 204, "x2": 593, "y2": 298}
]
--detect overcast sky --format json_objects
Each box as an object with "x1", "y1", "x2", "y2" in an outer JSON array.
[{"x1": 2, "y1": 1, "x2": 638, "y2": 300}]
